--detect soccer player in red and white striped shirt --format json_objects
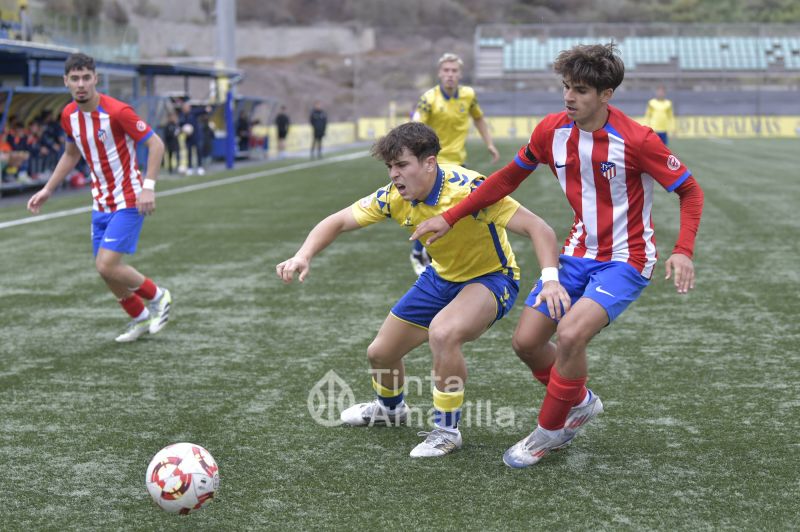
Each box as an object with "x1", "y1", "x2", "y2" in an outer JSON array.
[
  {"x1": 411, "y1": 43, "x2": 704, "y2": 467},
  {"x1": 28, "y1": 53, "x2": 172, "y2": 343}
]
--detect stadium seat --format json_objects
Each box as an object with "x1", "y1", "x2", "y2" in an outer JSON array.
[{"x1": 496, "y1": 33, "x2": 800, "y2": 74}]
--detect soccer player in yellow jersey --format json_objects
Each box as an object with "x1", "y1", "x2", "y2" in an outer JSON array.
[
  {"x1": 643, "y1": 85, "x2": 675, "y2": 145},
  {"x1": 409, "y1": 53, "x2": 500, "y2": 276},
  {"x1": 276, "y1": 122, "x2": 569, "y2": 458},
  {"x1": 414, "y1": 53, "x2": 499, "y2": 166}
]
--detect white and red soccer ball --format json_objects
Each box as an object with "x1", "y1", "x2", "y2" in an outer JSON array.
[{"x1": 145, "y1": 442, "x2": 219, "y2": 514}]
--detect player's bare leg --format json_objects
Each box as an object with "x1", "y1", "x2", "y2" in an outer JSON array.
[
  {"x1": 512, "y1": 306, "x2": 558, "y2": 374},
  {"x1": 96, "y1": 248, "x2": 145, "y2": 298},
  {"x1": 552, "y1": 298, "x2": 607, "y2": 378},
  {"x1": 340, "y1": 315, "x2": 426, "y2": 427},
  {"x1": 428, "y1": 283, "x2": 496, "y2": 389},
  {"x1": 504, "y1": 299, "x2": 608, "y2": 467},
  {"x1": 411, "y1": 283, "x2": 497, "y2": 457},
  {"x1": 96, "y1": 248, "x2": 170, "y2": 341}
]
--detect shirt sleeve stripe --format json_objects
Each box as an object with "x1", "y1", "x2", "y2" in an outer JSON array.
[
  {"x1": 514, "y1": 154, "x2": 538, "y2": 171},
  {"x1": 667, "y1": 169, "x2": 692, "y2": 192},
  {"x1": 138, "y1": 130, "x2": 154, "y2": 144}
]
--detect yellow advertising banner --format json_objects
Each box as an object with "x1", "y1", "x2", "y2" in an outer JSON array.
[
  {"x1": 673, "y1": 116, "x2": 800, "y2": 138},
  {"x1": 258, "y1": 115, "x2": 800, "y2": 158},
  {"x1": 356, "y1": 115, "x2": 800, "y2": 142},
  {"x1": 479, "y1": 116, "x2": 800, "y2": 139}
]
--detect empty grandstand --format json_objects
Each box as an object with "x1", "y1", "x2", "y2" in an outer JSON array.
[
  {"x1": 476, "y1": 24, "x2": 800, "y2": 85},
  {"x1": 472, "y1": 23, "x2": 800, "y2": 131}
]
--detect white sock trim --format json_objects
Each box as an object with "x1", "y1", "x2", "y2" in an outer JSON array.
[{"x1": 574, "y1": 389, "x2": 592, "y2": 408}]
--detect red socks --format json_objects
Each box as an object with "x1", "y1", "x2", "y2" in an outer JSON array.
[
  {"x1": 533, "y1": 365, "x2": 552, "y2": 386},
  {"x1": 533, "y1": 363, "x2": 588, "y2": 404},
  {"x1": 537, "y1": 368, "x2": 587, "y2": 430},
  {"x1": 135, "y1": 278, "x2": 157, "y2": 300},
  {"x1": 119, "y1": 294, "x2": 146, "y2": 318}
]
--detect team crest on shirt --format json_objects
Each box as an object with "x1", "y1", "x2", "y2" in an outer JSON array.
[
  {"x1": 96, "y1": 128, "x2": 107, "y2": 142},
  {"x1": 600, "y1": 161, "x2": 616, "y2": 180},
  {"x1": 667, "y1": 155, "x2": 681, "y2": 171},
  {"x1": 136, "y1": 120, "x2": 146, "y2": 132}
]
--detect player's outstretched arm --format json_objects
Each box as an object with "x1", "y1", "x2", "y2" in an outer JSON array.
[
  {"x1": 506, "y1": 206, "x2": 571, "y2": 319},
  {"x1": 411, "y1": 160, "x2": 534, "y2": 246},
  {"x1": 666, "y1": 176, "x2": 704, "y2": 294},
  {"x1": 276, "y1": 207, "x2": 361, "y2": 284},
  {"x1": 27, "y1": 142, "x2": 82, "y2": 214}
]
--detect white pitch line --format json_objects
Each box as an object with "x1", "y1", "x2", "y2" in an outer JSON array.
[{"x1": 0, "y1": 150, "x2": 370, "y2": 231}]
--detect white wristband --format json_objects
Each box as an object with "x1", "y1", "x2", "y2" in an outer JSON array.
[
  {"x1": 541, "y1": 267, "x2": 559, "y2": 283},
  {"x1": 142, "y1": 178, "x2": 156, "y2": 191}
]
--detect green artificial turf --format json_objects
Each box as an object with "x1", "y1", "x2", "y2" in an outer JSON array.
[{"x1": 1, "y1": 139, "x2": 798, "y2": 530}]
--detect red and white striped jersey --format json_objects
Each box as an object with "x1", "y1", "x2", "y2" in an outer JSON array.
[
  {"x1": 61, "y1": 94, "x2": 153, "y2": 212},
  {"x1": 516, "y1": 105, "x2": 691, "y2": 278}
]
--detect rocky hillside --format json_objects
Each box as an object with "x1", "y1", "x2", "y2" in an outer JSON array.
[{"x1": 38, "y1": 0, "x2": 800, "y2": 122}]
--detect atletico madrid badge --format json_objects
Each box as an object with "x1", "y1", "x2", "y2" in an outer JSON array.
[{"x1": 600, "y1": 161, "x2": 616, "y2": 180}]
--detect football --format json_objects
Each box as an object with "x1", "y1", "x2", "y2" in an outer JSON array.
[
  {"x1": 181, "y1": 123, "x2": 194, "y2": 136},
  {"x1": 145, "y1": 442, "x2": 220, "y2": 514}
]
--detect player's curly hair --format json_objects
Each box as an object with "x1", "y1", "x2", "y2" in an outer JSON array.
[
  {"x1": 64, "y1": 53, "x2": 96, "y2": 75},
  {"x1": 553, "y1": 42, "x2": 624, "y2": 92},
  {"x1": 371, "y1": 122, "x2": 441, "y2": 163}
]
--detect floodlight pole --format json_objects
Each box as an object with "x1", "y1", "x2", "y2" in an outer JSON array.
[
  {"x1": 216, "y1": 0, "x2": 236, "y2": 71},
  {"x1": 217, "y1": 0, "x2": 237, "y2": 168}
]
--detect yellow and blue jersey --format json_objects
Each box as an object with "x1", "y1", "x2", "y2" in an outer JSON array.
[
  {"x1": 643, "y1": 98, "x2": 675, "y2": 133},
  {"x1": 414, "y1": 85, "x2": 484, "y2": 165},
  {"x1": 351, "y1": 164, "x2": 521, "y2": 283}
]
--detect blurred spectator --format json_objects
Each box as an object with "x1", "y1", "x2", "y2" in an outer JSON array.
[
  {"x1": 26, "y1": 120, "x2": 46, "y2": 179},
  {"x1": 1, "y1": 111, "x2": 84, "y2": 188},
  {"x1": 249, "y1": 118, "x2": 268, "y2": 159},
  {"x1": 199, "y1": 106, "x2": 215, "y2": 171},
  {"x1": 275, "y1": 105, "x2": 290, "y2": 158},
  {"x1": 163, "y1": 111, "x2": 180, "y2": 174},
  {"x1": 179, "y1": 101, "x2": 203, "y2": 175},
  {"x1": 39, "y1": 110, "x2": 64, "y2": 171},
  {"x1": 4, "y1": 119, "x2": 31, "y2": 182},
  {"x1": 236, "y1": 111, "x2": 250, "y2": 154},
  {"x1": 309, "y1": 101, "x2": 327, "y2": 159},
  {"x1": 1, "y1": 137, "x2": 13, "y2": 182}
]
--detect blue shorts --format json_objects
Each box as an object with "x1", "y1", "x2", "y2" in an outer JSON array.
[
  {"x1": 525, "y1": 255, "x2": 649, "y2": 323},
  {"x1": 656, "y1": 131, "x2": 669, "y2": 145},
  {"x1": 392, "y1": 267, "x2": 520, "y2": 329},
  {"x1": 91, "y1": 208, "x2": 145, "y2": 256}
]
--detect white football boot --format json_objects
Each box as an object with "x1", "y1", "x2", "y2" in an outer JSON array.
[
  {"x1": 555, "y1": 390, "x2": 604, "y2": 450},
  {"x1": 340, "y1": 399, "x2": 410, "y2": 427},
  {"x1": 148, "y1": 288, "x2": 172, "y2": 334},
  {"x1": 115, "y1": 318, "x2": 152, "y2": 343},
  {"x1": 409, "y1": 428, "x2": 463, "y2": 458},
  {"x1": 502, "y1": 427, "x2": 573, "y2": 468}
]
